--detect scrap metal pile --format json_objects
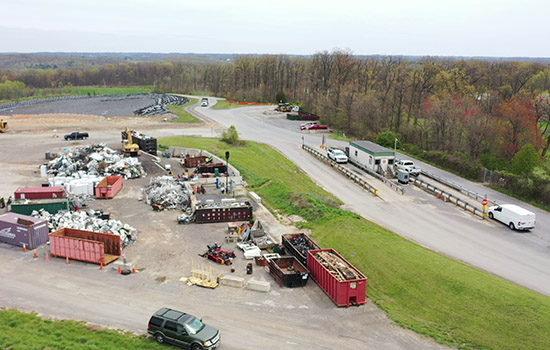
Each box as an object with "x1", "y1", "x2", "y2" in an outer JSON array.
[
  {"x1": 143, "y1": 176, "x2": 190, "y2": 211},
  {"x1": 134, "y1": 94, "x2": 190, "y2": 116},
  {"x1": 287, "y1": 235, "x2": 317, "y2": 259},
  {"x1": 313, "y1": 251, "x2": 360, "y2": 281},
  {"x1": 32, "y1": 208, "x2": 137, "y2": 248},
  {"x1": 46, "y1": 144, "x2": 145, "y2": 179}
]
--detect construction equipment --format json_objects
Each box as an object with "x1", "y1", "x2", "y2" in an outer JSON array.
[
  {"x1": 0, "y1": 119, "x2": 8, "y2": 132},
  {"x1": 275, "y1": 103, "x2": 293, "y2": 112},
  {"x1": 121, "y1": 127, "x2": 139, "y2": 157},
  {"x1": 200, "y1": 242, "x2": 236, "y2": 265}
]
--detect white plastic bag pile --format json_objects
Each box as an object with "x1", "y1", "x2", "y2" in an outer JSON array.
[
  {"x1": 32, "y1": 208, "x2": 137, "y2": 248},
  {"x1": 47, "y1": 144, "x2": 145, "y2": 179},
  {"x1": 143, "y1": 176, "x2": 190, "y2": 210}
]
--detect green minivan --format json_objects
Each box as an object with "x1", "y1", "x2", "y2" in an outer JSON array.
[{"x1": 148, "y1": 308, "x2": 221, "y2": 350}]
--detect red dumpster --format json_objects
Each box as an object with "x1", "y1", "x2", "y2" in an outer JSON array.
[
  {"x1": 15, "y1": 186, "x2": 65, "y2": 200},
  {"x1": 49, "y1": 228, "x2": 121, "y2": 265},
  {"x1": 307, "y1": 249, "x2": 367, "y2": 307},
  {"x1": 94, "y1": 176, "x2": 123, "y2": 199}
]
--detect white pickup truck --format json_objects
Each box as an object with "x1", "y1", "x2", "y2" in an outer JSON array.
[
  {"x1": 327, "y1": 148, "x2": 348, "y2": 163},
  {"x1": 395, "y1": 159, "x2": 421, "y2": 176}
]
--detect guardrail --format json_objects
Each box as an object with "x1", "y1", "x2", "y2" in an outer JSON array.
[
  {"x1": 410, "y1": 177, "x2": 484, "y2": 218},
  {"x1": 302, "y1": 145, "x2": 379, "y2": 196},
  {"x1": 348, "y1": 159, "x2": 405, "y2": 195},
  {"x1": 420, "y1": 169, "x2": 496, "y2": 205}
]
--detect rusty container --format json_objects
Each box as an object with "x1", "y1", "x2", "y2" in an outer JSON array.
[
  {"x1": 268, "y1": 256, "x2": 310, "y2": 288},
  {"x1": 15, "y1": 186, "x2": 65, "y2": 200},
  {"x1": 94, "y1": 175, "x2": 123, "y2": 199},
  {"x1": 282, "y1": 233, "x2": 320, "y2": 267},
  {"x1": 307, "y1": 249, "x2": 367, "y2": 307},
  {"x1": 49, "y1": 228, "x2": 121, "y2": 265}
]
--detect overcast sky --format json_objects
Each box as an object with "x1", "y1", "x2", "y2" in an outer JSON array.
[{"x1": 2, "y1": 0, "x2": 549, "y2": 57}]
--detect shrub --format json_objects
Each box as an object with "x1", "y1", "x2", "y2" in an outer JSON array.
[
  {"x1": 376, "y1": 131, "x2": 401, "y2": 149},
  {"x1": 222, "y1": 126, "x2": 239, "y2": 145}
]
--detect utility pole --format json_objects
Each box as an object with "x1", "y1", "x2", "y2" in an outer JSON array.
[{"x1": 225, "y1": 151, "x2": 230, "y2": 195}]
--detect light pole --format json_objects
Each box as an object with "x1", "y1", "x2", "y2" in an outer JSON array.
[
  {"x1": 225, "y1": 151, "x2": 230, "y2": 195},
  {"x1": 394, "y1": 138, "x2": 398, "y2": 152}
]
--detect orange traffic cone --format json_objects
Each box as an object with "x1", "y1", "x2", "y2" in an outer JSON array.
[
  {"x1": 66, "y1": 257, "x2": 70, "y2": 264},
  {"x1": 33, "y1": 250, "x2": 38, "y2": 258},
  {"x1": 118, "y1": 265, "x2": 121, "y2": 274},
  {"x1": 45, "y1": 253, "x2": 50, "y2": 261},
  {"x1": 23, "y1": 244, "x2": 27, "y2": 253},
  {"x1": 132, "y1": 266, "x2": 136, "y2": 274},
  {"x1": 99, "y1": 262, "x2": 103, "y2": 270}
]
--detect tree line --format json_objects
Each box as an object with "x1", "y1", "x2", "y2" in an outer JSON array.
[{"x1": 2, "y1": 51, "x2": 550, "y2": 205}]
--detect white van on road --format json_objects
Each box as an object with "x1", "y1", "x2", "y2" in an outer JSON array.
[{"x1": 488, "y1": 204, "x2": 536, "y2": 231}]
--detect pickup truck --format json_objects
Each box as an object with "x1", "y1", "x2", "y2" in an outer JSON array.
[
  {"x1": 395, "y1": 159, "x2": 421, "y2": 176},
  {"x1": 327, "y1": 148, "x2": 348, "y2": 163},
  {"x1": 201, "y1": 97, "x2": 209, "y2": 107},
  {"x1": 64, "y1": 131, "x2": 89, "y2": 141}
]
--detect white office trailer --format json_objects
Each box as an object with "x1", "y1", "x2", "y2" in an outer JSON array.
[{"x1": 348, "y1": 141, "x2": 396, "y2": 174}]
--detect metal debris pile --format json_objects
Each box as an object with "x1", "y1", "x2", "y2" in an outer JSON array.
[
  {"x1": 143, "y1": 176, "x2": 190, "y2": 211},
  {"x1": 46, "y1": 144, "x2": 145, "y2": 179},
  {"x1": 134, "y1": 95, "x2": 190, "y2": 115},
  {"x1": 32, "y1": 208, "x2": 137, "y2": 248}
]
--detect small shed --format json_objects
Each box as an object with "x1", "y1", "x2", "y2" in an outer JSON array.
[{"x1": 348, "y1": 141, "x2": 395, "y2": 173}]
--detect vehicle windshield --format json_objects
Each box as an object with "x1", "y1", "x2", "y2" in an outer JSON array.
[
  {"x1": 334, "y1": 150, "x2": 345, "y2": 156},
  {"x1": 403, "y1": 161, "x2": 413, "y2": 166},
  {"x1": 184, "y1": 317, "x2": 205, "y2": 335}
]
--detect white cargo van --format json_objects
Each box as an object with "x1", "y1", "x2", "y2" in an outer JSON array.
[{"x1": 487, "y1": 204, "x2": 536, "y2": 231}]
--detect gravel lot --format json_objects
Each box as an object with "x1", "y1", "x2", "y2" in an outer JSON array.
[{"x1": 0, "y1": 98, "x2": 449, "y2": 350}]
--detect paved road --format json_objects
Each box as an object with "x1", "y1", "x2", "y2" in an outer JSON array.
[{"x1": 197, "y1": 104, "x2": 550, "y2": 296}]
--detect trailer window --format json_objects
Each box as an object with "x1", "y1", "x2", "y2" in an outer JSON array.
[
  {"x1": 355, "y1": 150, "x2": 358, "y2": 157},
  {"x1": 388, "y1": 159, "x2": 394, "y2": 164},
  {"x1": 375, "y1": 159, "x2": 380, "y2": 165}
]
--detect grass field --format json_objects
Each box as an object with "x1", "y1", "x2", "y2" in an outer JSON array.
[
  {"x1": 211, "y1": 100, "x2": 246, "y2": 110},
  {"x1": 157, "y1": 137, "x2": 550, "y2": 350},
  {"x1": 0, "y1": 309, "x2": 162, "y2": 350},
  {"x1": 167, "y1": 98, "x2": 201, "y2": 123}
]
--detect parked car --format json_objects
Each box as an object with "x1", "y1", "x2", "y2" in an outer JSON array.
[
  {"x1": 327, "y1": 148, "x2": 348, "y2": 163},
  {"x1": 487, "y1": 204, "x2": 536, "y2": 231},
  {"x1": 395, "y1": 159, "x2": 420, "y2": 176},
  {"x1": 64, "y1": 131, "x2": 89, "y2": 141},
  {"x1": 300, "y1": 121, "x2": 316, "y2": 128},
  {"x1": 201, "y1": 98, "x2": 208, "y2": 107},
  {"x1": 148, "y1": 307, "x2": 220, "y2": 350},
  {"x1": 300, "y1": 123, "x2": 328, "y2": 130}
]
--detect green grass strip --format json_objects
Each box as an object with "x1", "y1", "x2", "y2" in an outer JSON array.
[
  {"x1": 167, "y1": 98, "x2": 201, "y2": 123},
  {"x1": 159, "y1": 136, "x2": 550, "y2": 350},
  {"x1": 211, "y1": 100, "x2": 246, "y2": 110},
  {"x1": 0, "y1": 309, "x2": 163, "y2": 350}
]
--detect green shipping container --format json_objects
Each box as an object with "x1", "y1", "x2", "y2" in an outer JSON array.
[{"x1": 11, "y1": 197, "x2": 69, "y2": 216}]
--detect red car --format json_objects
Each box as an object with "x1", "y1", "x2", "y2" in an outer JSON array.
[{"x1": 300, "y1": 123, "x2": 328, "y2": 130}]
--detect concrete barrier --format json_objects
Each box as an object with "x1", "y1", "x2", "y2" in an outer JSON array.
[
  {"x1": 249, "y1": 191, "x2": 262, "y2": 204},
  {"x1": 246, "y1": 278, "x2": 271, "y2": 292},
  {"x1": 221, "y1": 275, "x2": 245, "y2": 288}
]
